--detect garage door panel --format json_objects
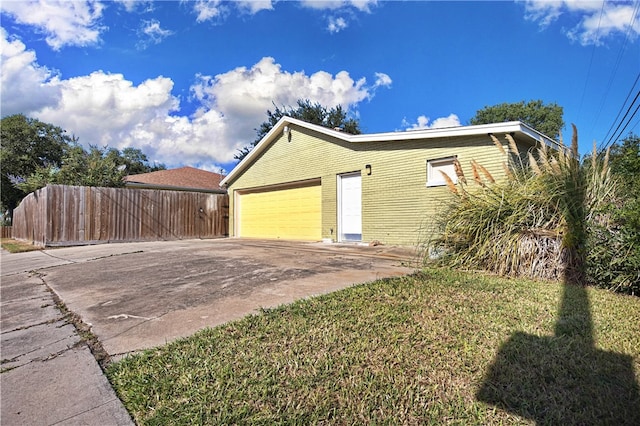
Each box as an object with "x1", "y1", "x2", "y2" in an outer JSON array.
[{"x1": 239, "y1": 184, "x2": 321, "y2": 240}]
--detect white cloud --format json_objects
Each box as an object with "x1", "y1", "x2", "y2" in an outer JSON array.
[
  {"x1": 1, "y1": 31, "x2": 390, "y2": 169},
  {"x1": 189, "y1": 57, "x2": 387, "y2": 153},
  {"x1": 373, "y1": 72, "x2": 392, "y2": 89},
  {"x1": 301, "y1": 0, "x2": 376, "y2": 12},
  {"x1": 328, "y1": 16, "x2": 348, "y2": 33},
  {"x1": 524, "y1": 0, "x2": 640, "y2": 45},
  {"x1": 115, "y1": 0, "x2": 154, "y2": 13},
  {"x1": 137, "y1": 19, "x2": 173, "y2": 49},
  {"x1": 236, "y1": 0, "x2": 273, "y2": 14},
  {"x1": 35, "y1": 70, "x2": 232, "y2": 168},
  {"x1": 191, "y1": 0, "x2": 225, "y2": 22},
  {"x1": 0, "y1": 0, "x2": 105, "y2": 50},
  {"x1": 189, "y1": 0, "x2": 272, "y2": 21},
  {"x1": 402, "y1": 114, "x2": 461, "y2": 131},
  {"x1": 301, "y1": 0, "x2": 377, "y2": 34},
  {"x1": 0, "y1": 28, "x2": 61, "y2": 113}
]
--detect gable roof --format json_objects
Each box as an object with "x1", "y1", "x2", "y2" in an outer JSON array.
[
  {"x1": 220, "y1": 116, "x2": 559, "y2": 187},
  {"x1": 124, "y1": 166, "x2": 225, "y2": 193}
]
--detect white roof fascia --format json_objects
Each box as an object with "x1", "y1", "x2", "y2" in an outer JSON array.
[
  {"x1": 221, "y1": 117, "x2": 314, "y2": 187},
  {"x1": 220, "y1": 117, "x2": 558, "y2": 187}
]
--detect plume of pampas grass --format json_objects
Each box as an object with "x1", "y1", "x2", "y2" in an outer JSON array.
[
  {"x1": 528, "y1": 152, "x2": 542, "y2": 176},
  {"x1": 477, "y1": 163, "x2": 496, "y2": 183},
  {"x1": 453, "y1": 158, "x2": 467, "y2": 184},
  {"x1": 601, "y1": 147, "x2": 610, "y2": 181},
  {"x1": 537, "y1": 144, "x2": 553, "y2": 175},
  {"x1": 440, "y1": 171, "x2": 458, "y2": 194},
  {"x1": 490, "y1": 134, "x2": 506, "y2": 155},
  {"x1": 571, "y1": 123, "x2": 579, "y2": 158},
  {"x1": 505, "y1": 133, "x2": 520, "y2": 156},
  {"x1": 471, "y1": 160, "x2": 485, "y2": 186}
]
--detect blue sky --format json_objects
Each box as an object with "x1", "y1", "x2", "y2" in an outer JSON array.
[{"x1": 1, "y1": 1, "x2": 638, "y2": 173}]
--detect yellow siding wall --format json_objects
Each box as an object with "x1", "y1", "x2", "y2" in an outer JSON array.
[{"x1": 228, "y1": 125, "x2": 520, "y2": 246}]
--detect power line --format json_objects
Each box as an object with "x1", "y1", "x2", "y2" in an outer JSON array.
[
  {"x1": 599, "y1": 72, "x2": 638, "y2": 148},
  {"x1": 589, "y1": 0, "x2": 640, "y2": 136},
  {"x1": 609, "y1": 97, "x2": 640, "y2": 145},
  {"x1": 599, "y1": 72, "x2": 640, "y2": 151}
]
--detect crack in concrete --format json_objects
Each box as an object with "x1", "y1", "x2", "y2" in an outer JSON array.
[
  {"x1": 42, "y1": 249, "x2": 144, "y2": 264},
  {"x1": 0, "y1": 316, "x2": 65, "y2": 335},
  {"x1": 34, "y1": 272, "x2": 113, "y2": 370},
  {"x1": 49, "y1": 396, "x2": 123, "y2": 426}
]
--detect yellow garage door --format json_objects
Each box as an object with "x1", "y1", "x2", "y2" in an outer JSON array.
[{"x1": 238, "y1": 183, "x2": 321, "y2": 240}]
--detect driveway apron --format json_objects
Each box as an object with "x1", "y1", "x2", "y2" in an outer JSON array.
[{"x1": 1, "y1": 239, "x2": 416, "y2": 424}]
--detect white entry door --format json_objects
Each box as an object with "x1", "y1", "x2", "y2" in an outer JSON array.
[{"x1": 339, "y1": 173, "x2": 362, "y2": 242}]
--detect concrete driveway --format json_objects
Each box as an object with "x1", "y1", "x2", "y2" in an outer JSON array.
[{"x1": 31, "y1": 239, "x2": 418, "y2": 358}]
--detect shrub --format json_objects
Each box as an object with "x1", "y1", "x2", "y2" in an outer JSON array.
[
  {"x1": 585, "y1": 135, "x2": 640, "y2": 295},
  {"x1": 429, "y1": 125, "x2": 635, "y2": 292}
]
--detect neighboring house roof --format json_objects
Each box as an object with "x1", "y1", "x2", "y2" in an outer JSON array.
[
  {"x1": 124, "y1": 166, "x2": 226, "y2": 193},
  {"x1": 220, "y1": 116, "x2": 559, "y2": 187}
]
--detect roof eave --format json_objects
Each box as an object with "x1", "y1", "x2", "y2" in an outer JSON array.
[
  {"x1": 221, "y1": 116, "x2": 329, "y2": 187},
  {"x1": 220, "y1": 119, "x2": 558, "y2": 187},
  {"x1": 124, "y1": 182, "x2": 226, "y2": 194}
]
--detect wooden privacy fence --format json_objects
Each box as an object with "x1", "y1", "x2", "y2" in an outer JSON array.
[
  {"x1": 1, "y1": 226, "x2": 11, "y2": 238},
  {"x1": 12, "y1": 185, "x2": 228, "y2": 247}
]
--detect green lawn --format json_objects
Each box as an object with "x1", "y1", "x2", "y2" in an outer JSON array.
[
  {"x1": 1, "y1": 238, "x2": 42, "y2": 253},
  {"x1": 107, "y1": 269, "x2": 640, "y2": 425}
]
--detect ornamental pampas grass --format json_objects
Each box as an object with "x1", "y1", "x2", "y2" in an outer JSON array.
[
  {"x1": 439, "y1": 171, "x2": 458, "y2": 194},
  {"x1": 490, "y1": 134, "x2": 506, "y2": 155},
  {"x1": 427, "y1": 125, "x2": 602, "y2": 284},
  {"x1": 471, "y1": 160, "x2": 484, "y2": 186},
  {"x1": 453, "y1": 158, "x2": 467, "y2": 184},
  {"x1": 477, "y1": 163, "x2": 496, "y2": 184},
  {"x1": 505, "y1": 133, "x2": 520, "y2": 156},
  {"x1": 528, "y1": 152, "x2": 542, "y2": 176}
]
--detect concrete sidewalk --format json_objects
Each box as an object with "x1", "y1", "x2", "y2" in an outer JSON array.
[{"x1": 1, "y1": 248, "x2": 134, "y2": 426}]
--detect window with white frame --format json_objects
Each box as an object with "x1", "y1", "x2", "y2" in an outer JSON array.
[{"x1": 426, "y1": 156, "x2": 458, "y2": 187}]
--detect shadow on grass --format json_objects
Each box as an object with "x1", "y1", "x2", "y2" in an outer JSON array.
[{"x1": 477, "y1": 283, "x2": 640, "y2": 424}]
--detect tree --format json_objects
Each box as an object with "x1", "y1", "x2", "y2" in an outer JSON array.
[
  {"x1": 585, "y1": 134, "x2": 640, "y2": 294},
  {"x1": 608, "y1": 133, "x2": 640, "y2": 248},
  {"x1": 1, "y1": 114, "x2": 165, "y2": 221},
  {"x1": 470, "y1": 100, "x2": 564, "y2": 140},
  {"x1": 609, "y1": 134, "x2": 640, "y2": 222},
  {"x1": 235, "y1": 99, "x2": 361, "y2": 161},
  {"x1": 14, "y1": 145, "x2": 167, "y2": 194},
  {"x1": 0, "y1": 114, "x2": 73, "y2": 217},
  {"x1": 120, "y1": 147, "x2": 165, "y2": 175}
]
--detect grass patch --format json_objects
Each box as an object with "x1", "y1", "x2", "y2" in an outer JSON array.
[
  {"x1": 107, "y1": 269, "x2": 640, "y2": 425},
  {"x1": 1, "y1": 238, "x2": 43, "y2": 253}
]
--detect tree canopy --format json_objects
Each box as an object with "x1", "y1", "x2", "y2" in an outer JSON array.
[
  {"x1": 1, "y1": 114, "x2": 72, "y2": 216},
  {"x1": 609, "y1": 134, "x2": 640, "y2": 232},
  {"x1": 470, "y1": 100, "x2": 564, "y2": 140},
  {"x1": 0, "y1": 114, "x2": 164, "y2": 220},
  {"x1": 235, "y1": 100, "x2": 361, "y2": 161}
]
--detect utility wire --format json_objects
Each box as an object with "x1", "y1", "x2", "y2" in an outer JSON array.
[
  {"x1": 609, "y1": 97, "x2": 640, "y2": 146},
  {"x1": 601, "y1": 86, "x2": 640, "y2": 151},
  {"x1": 599, "y1": 72, "x2": 640, "y2": 151},
  {"x1": 589, "y1": 1, "x2": 640, "y2": 137}
]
